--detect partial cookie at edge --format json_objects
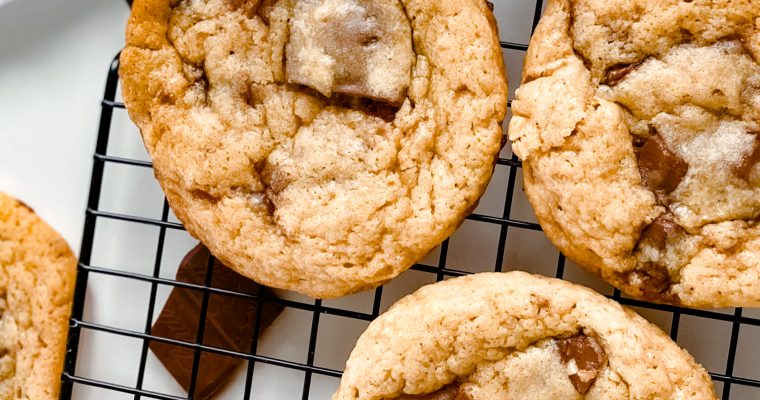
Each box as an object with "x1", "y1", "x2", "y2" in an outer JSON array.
[
  {"x1": 0, "y1": 193, "x2": 77, "y2": 399},
  {"x1": 333, "y1": 272, "x2": 716, "y2": 400},
  {"x1": 508, "y1": 0, "x2": 760, "y2": 307}
]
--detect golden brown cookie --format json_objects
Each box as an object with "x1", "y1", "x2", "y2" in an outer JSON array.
[
  {"x1": 509, "y1": 0, "x2": 760, "y2": 307},
  {"x1": 120, "y1": 0, "x2": 507, "y2": 298},
  {"x1": 0, "y1": 193, "x2": 77, "y2": 399},
  {"x1": 333, "y1": 272, "x2": 716, "y2": 400}
]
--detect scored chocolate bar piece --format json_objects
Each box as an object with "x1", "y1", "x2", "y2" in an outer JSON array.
[{"x1": 150, "y1": 244, "x2": 283, "y2": 399}]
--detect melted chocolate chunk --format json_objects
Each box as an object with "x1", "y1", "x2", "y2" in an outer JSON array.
[
  {"x1": 256, "y1": 158, "x2": 291, "y2": 198},
  {"x1": 605, "y1": 61, "x2": 644, "y2": 86},
  {"x1": 639, "y1": 216, "x2": 684, "y2": 250},
  {"x1": 286, "y1": 0, "x2": 413, "y2": 105},
  {"x1": 329, "y1": 9, "x2": 382, "y2": 97},
  {"x1": 330, "y1": 93, "x2": 400, "y2": 122},
  {"x1": 625, "y1": 262, "x2": 677, "y2": 303},
  {"x1": 557, "y1": 334, "x2": 607, "y2": 394},
  {"x1": 397, "y1": 385, "x2": 471, "y2": 400},
  {"x1": 734, "y1": 132, "x2": 760, "y2": 183},
  {"x1": 363, "y1": 101, "x2": 400, "y2": 122},
  {"x1": 150, "y1": 245, "x2": 283, "y2": 400},
  {"x1": 634, "y1": 218, "x2": 682, "y2": 302},
  {"x1": 637, "y1": 134, "x2": 689, "y2": 195}
]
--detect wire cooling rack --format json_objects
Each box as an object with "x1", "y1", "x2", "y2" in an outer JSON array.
[{"x1": 60, "y1": 0, "x2": 760, "y2": 399}]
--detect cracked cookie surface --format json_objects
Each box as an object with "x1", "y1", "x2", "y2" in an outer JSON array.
[
  {"x1": 0, "y1": 193, "x2": 77, "y2": 399},
  {"x1": 120, "y1": 0, "x2": 507, "y2": 298},
  {"x1": 333, "y1": 272, "x2": 716, "y2": 400},
  {"x1": 509, "y1": 0, "x2": 760, "y2": 307}
]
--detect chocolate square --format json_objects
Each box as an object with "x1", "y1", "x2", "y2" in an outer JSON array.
[{"x1": 150, "y1": 245, "x2": 283, "y2": 399}]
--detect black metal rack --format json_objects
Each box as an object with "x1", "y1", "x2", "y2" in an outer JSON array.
[{"x1": 60, "y1": 0, "x2": 760, "y2": 399}]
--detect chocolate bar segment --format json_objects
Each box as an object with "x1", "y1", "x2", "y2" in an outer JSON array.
[
  {"x1": 150, "y1": 244, "x2": 283, "y2": 399},
  {"x1": 557, "y1": 334, "x2": 607, "y2": 394}
]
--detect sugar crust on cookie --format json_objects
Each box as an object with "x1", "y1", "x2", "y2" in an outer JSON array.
[
  {"x1": 121, "y1": 0, "x2": 507, "y2": 298},
  {"x1": 509, "y1": 0, "x2": 760, "y2": 307},
  {"x1": 333, "y1": 272, "x2": 716, "y2": 400}
]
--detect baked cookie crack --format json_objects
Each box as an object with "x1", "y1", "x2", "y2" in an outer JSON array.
[
  {"x1": 334, "y1": 273, "x2": 715, "y2": 399},
  {"x1": 122, "y1": 0, "x2": 506, "y2": 298},
  {"x1": 509, "y1": 0, "x2": 760, "y2": 306}
]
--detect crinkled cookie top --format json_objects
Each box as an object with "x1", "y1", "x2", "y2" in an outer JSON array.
[
  {"x1": 121, "y1": 0, "x2": 507, "y2": 298},
  {"x1": 333, "y1": 272, "x2": 716, "y2": 400},
  {"x1": 510, "y1": 0, "x2": 760, "y2": 307}
]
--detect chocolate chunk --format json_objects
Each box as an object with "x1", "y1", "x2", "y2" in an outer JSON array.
[
  {"x1": 150, "y1": 245, "x2": 283, "y2": 400},
  {"x1": 637, "y1": 135, "x2": 689, "y2": 195},
  {"x1": 312, "y1": 7, "x2": 382, "y2": 98},
  {"x1": 363, "y1": 100, "x2": 399, "y2": 122},
  {"x1": 634, "y1": 217, "x2": 684, "y2": 303},
  {"x1": 397, "y1": 385, "x2": 471, "y2": 400},
  {"x1": 639, "y1": 216, "x2": 684, "y2": 250},
  {"x1": 286, "y1": 0, "x2": 414, "y2": 105},
  {"x1": 190, "y1": 189, "x2": 220, "y2": 204},
  {"x1": 625, "y1": 262, "x2": 676, "y2": 302},
  {"x1": 261, "y1": 164, "x2": 290, "y2": 196},
  {"x1": 606, "y1": 61, "x2": 643, "y2": 86},
  {"x1": 330, "y1": 93, "x2": 400, "y2": 122},
  {"x1": 734, "y1": 132, "x2": 760, "y2": 183},
  {"x1": 557, "y1": 334, "x2": 607, "y2": 394}
]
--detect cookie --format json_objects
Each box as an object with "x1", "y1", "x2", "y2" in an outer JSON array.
[
  {"x1": 0, "y1": 193, "x2": 77, "y2": 399},
  {"x1": 508, "y1": 0, "x2": 760, "y2": 307},
  {"x1": 120, "y1": 0, "x2": 507, "y2": 298},
  {"x1": 333, "y1": 272, "x2": 716, "y2": 399}
]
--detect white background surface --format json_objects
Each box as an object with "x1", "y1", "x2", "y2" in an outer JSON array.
[
  {"x1": 1, "y1": 0, "x2": 759, "y2": 399},
  {"x1": 0, "y1": 0, "x2": 129, "y2": 250}
]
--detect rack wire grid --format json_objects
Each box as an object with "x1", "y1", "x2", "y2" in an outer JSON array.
[{"x1": 60, "y1": 0, "x2": 760, "y2": 399}]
